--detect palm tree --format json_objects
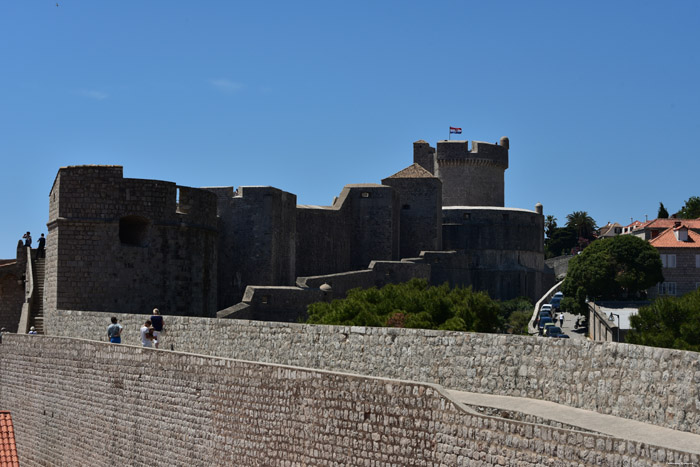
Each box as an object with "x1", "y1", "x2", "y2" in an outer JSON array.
[
  {"x1": 545, "y1": 215, "x2": 557, "y2": 239},
  {"x1": 566, "y1": 211, "x2": 597, "y2": 240}
]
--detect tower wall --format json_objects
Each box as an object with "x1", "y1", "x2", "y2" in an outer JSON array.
[
  {"x1": 207, "y1": 186, "x2": 297, "y2": 307},
  {"x1": 435, "y1": 140, "x2": 508, "y2": 207},
  {"x1": 381, "y1": 176, "x2": 442, "y2": 258},
  {"x1": 296, "y1": 185, "x2": 400, "y2": 277},
  {"x1": 440, "y1": 207, "x2": 548, "y2": 301},
  {"x1": 45, "y1": 166, "x2": 218, "y2": 317},
  {"x1": 412, "y1": 140, "x2": 436, "y2": 174}
]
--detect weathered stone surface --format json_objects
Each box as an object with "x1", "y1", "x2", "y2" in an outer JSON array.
[
  {"x1": 1, "y1": 335, "x2": 696, "y2": 466},
  {"x1": 47, "y1": 311, "x2": 700, "y2": 436}
]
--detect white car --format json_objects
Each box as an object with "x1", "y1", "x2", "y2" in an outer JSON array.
[{"x1": 540, "y1": 304, "x2": 553, "y2": 313}]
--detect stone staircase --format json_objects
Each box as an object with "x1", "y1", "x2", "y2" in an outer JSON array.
[{"x1": 31, "y1": 257, "x2": 45, "y2": 334}]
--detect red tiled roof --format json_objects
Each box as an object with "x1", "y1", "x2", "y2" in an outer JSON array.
[
  {"x1": 644, "y1": 218, "x2": 700, "y2": 230},
  {"x1": 0, "y1": 411, "x2": 19, "y2": 467},
  {"x1": 649, "y1": 226, "x2": 700, "y2": 248}
]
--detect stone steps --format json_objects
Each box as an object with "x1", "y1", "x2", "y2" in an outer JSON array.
[{"x1": 31, "y1": 258, "x2": 45, "y2": 335}]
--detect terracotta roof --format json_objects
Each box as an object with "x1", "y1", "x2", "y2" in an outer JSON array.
[
  {"x1": 0, "y1": 412, "x2": 19, "y2": 467},
  {"x1": 644, "y1": 218, "x2": 700, "y2": 230},
  {"x1": 384, "y1": 163, "x2": 436, "y2": 179},
  {"x1": 623, "y1": 220, "x2": 647, "y2": 229},
  {"x1": 649, "y1": 226, "x2": 700, "y2": 248}
]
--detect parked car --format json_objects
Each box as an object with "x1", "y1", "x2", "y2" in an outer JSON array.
[
  {"x1": 544, "y1": 325, "x2": 563, "y2": 337},
  {"x1": 550, "y1": 296, "x2": 562, "y2": 310},
  {"x1": 540, "y1": 304, "x2": 553, "y2": 314},
  {"x1": 538, "y1": 317, "x2": 554, "y2": 334},
  {"x1": 539, "y1": 311, "x2": 552, "y2": 320}
]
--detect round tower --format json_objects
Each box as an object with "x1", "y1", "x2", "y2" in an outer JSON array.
[{"x1": 434, "y1": 138, "x2": 509, "y2": 207}]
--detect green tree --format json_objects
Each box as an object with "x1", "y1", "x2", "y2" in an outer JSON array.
[
  {"x1": 657, "y1": 202, "x2": 669, "y2": 219},
  {"x1": 627, "y1": 289, "x2": 700, "y2": 351},
  {"x1": 675, "y1": 196, "x2": 700, "y2": 219},
  {"x1": 306, "y1": 278, "x2": 502, "y2": 333},
  {"x1": 496, "y1": 296, "x2": 533, "y2": 334},
  {"x1": 545, "y1": 215, "x2": 558, "y2": 239},
  {"x1": 544, "y1": 225, "x2": 578, "y2": 258},
  {"x1": 565, "y1": 211, "x2": 598, "y2": 240},
  {"x1": 562, "y1": 235, "x2": 663, "y2": 308}
]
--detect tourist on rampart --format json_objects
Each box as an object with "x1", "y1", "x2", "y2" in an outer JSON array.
[
  {"x1": 140, "y1": 320, "x2": 155, "y2": 348},
  {"x1": 22, "y1": 232, "x2": 31, "y2": 248},
  {"x1": 28, "y1": 326, "x2": 37, "y2": 335},
  {"x1": 149, "y1": 308, "x2": 164, "y2": 349},
  {"x1": 558, "y1": 312, "x2": 564, "y2": 327},
  {"x1": 37, "y1": 233, "x2": 46, "y2": 258},
  {"x1": 107, "y1": 317, "x2": 122, "y2": 344}
]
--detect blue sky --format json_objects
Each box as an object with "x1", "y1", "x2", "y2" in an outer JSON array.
[{"x1": 1, "y1": 1, "x2": 699, "y2": 259}]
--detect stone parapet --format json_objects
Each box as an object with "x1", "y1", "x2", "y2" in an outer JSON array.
[
  {"x1": 1, "y1": 335, "x2": 697, "y2": 465},
  {"x1": 46, "y1": 310, "x2": 700, "y2": 435}
]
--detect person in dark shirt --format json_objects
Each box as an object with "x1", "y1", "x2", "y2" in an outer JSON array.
[
  {"x1": 149, "y1": 308, "x2": 164, "y2": 349},
  {"x1": 37, "y1": 233, "x2": 46, "y2": 258},
  {"x1": 22, "y1": 232, "x2": 32, "y2": 248}
]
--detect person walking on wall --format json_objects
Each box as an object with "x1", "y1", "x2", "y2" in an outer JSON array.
[
  {"x1": 149, "y1": 308, "x2": 164, "y2": 349},
  {"x1": 107, "y1": 317, "x2": 123, "y2": 344},
  {"x1": 140, "y1": 320, "x2": 155, "y2": 348},
  {"x1": 37, "y1": 233, "x2": 46, "y2": 259},
  {"x1": 28, "y1": 326, "x2": 37, "y2": 335},
  {"x1": 22, "y1": 232, "x2": 32, "y2": 248}
]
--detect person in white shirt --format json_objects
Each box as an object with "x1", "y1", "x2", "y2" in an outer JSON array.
[{"x1": 140, "y1": 320, "x2": 155, "y2": 348}]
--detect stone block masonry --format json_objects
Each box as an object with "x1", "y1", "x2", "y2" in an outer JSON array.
[
  {"x1": 45, "y1": 166, "x2": 218, "y2": 317},
  {"x1": 47, "y1": 310, "x2": 700, "y2": 436},
  {"x1": 1, "y1": 335, "x2": 697, "y2": 466}
]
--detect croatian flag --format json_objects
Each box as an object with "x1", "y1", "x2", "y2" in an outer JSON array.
[{"x1": 449, "y1": 127, "x2": 462, "y2": 134}]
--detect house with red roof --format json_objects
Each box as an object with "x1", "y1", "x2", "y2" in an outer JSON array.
[
  {"x1": 629, "y1": 218, "x2": 700, "y2": 242},
  {"x1": 0, "y1": 411, "x2": 19, "y2": 467},
  {"x1": 648, "y1": 222, "x2": 700, "y2": 299}
]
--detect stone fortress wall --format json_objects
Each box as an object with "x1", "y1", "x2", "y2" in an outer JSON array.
[
  {"x1": 0, "y1": 244, "x2": 27, "y2": 333},
  {"x1": 46, "y1": 310, "x2": 700, "y2": 436},
  {"x1": 1, "y1": 334, "x2": 696, "y2": 466},
  {"x1": 45, "y1": 165, "x2": 219, "y2": 317},
  {"x1": 33, "y1": 136, "x2": 553, "y2": 325}
]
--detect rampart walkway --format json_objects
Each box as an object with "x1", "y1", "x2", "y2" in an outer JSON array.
[{"x1": 448, "y1": 390, "x2": 700, "y2": 455}]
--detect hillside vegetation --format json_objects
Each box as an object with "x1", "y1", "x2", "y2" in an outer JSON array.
[{"x1": 306, "y1": 279, "x2": 532, "y2": 334}]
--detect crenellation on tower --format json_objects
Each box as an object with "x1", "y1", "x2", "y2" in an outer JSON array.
[{"x1": 434, "y1": 138, "x2": 509, "y2": 207}]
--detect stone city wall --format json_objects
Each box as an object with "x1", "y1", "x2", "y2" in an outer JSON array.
[
  {"x1": 0, "y1": 335, "x2": 696, "y2": 466},
  {"x1": 217, "y1": 260, "x2": 431, "y2": 322},
  {"x1": 296, "y1": 185, "x2": 400, "y2": 278},
  {"x1": 45, "y1": 166, "x2": 218, "y2": 317},
  {"x1": 45, "y1": 310, "x2": 700, "y2": 435},
  {"x1": 0, "y1": 270, "x2": 23, "y2": 333},
  {"x1": 381, "y1": 174, "x2": 443, "y2": 259},
  {"x1": 206, "y1": 186, "x2": 297, "y2": 306}
]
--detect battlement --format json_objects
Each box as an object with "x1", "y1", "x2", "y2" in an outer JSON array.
[
  {"x1": 436, "y1": 140, "x2": 508, "y2": 169},
  {"x1": 50, "y1": 165, "x2": 217, "y2": 226}
]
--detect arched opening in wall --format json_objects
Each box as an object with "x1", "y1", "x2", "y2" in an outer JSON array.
[{"x1": 119, "y1": 216, "x2": 150, "y2": 247}]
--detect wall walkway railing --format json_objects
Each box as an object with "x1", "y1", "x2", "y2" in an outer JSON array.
[{"x1": 528, "y1": 279, "x2": 563, "y2": 334}]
